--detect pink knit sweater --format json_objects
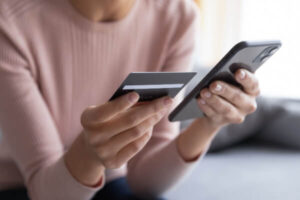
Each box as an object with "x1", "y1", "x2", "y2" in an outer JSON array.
[{"x1": 0, "y1": 0, "x2": 201, "y2": 199}]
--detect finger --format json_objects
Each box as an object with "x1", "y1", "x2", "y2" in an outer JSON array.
[
  {"x1": 235, "y1": 69, "x2": 260, "y2": 96},
  {"x1": 201, "y1": 90, "x2": 245, "y2": 124},
  {"x1": 201, "y1": 89, "x2": 240, "y2": 118},
  {"x1": 196, "y1": 98, "x2": 217, "y2": 118},
  {"x1": 209, "y1": 81, "x2": 257, "y2": 114},
  {"x1": 102, "y1": 112, "x2": 164, "y2": 154},
  {"x1": 81, "y1": 92, "x2": 139, "y2": 127},
  {"x1": 91, "y1": 96, "x2": 173, "y2": 138},
  {"x1": 115, "y1": 130, "x2": 152, "y2": 167}
]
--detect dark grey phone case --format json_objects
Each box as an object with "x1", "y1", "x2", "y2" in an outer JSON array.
[
  {"x1": 169, "y1": 40, "x2": 282, "y2": 122},
  {"x1": 110, "y1": 72, "x2": 196, "y2": 102}
]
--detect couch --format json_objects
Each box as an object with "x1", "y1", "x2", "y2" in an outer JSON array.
[{"x1": 164, "y1": 66, "x2": 300, "y2": 200}]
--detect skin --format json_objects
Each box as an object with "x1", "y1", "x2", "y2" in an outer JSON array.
[
  {"x1": 65, "y1": 0, "x2": 260, "y2": 187},
  {"x1": 69, "y1": 0, "x2": 136, "y2": 22}
]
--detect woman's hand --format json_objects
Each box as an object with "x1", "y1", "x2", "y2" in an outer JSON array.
[
  {"x1": 197, "y1": 69, "x2": 260, "y2": 129},
  {"x1": 65, "y1": 92, "x2": 173, "y2": 186},
  {"x1": 177, "y1": 69, "x2": 260, "y2": 161},
  {"x1": 80, "y1": 92, "x2": 173, "y2": 169}
]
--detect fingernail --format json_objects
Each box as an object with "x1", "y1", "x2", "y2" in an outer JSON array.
[
  {"x1": 129, "y1": 92, "x2": 139, "y2": 103},
  {"x1": 164, "y1": 97, "x2": 173, "y2": 106},
  {"x1": 239, "y1": 70, "x2": 246, "y2": 80},
  {"x1": 214, "y1": 84, "x2": 222, "y2": 92},
  {"x1": 199, "y1": 99, "x2": 206, "y2": 105},
  {"x1": 204, "y1": 91, "x2": 211, "y2": 98}
]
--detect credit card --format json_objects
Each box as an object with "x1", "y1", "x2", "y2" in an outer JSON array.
[{"x1": 110, "y1": 72, "x2": 196, "y2": 102}]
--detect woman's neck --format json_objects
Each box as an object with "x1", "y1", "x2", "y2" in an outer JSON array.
[{"x1": 69, "y1": 0, "x2": 136, "y2": 22}]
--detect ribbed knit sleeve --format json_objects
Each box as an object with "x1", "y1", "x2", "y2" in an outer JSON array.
[
  {"x1": 0, "y1": 11, "x2": 103, "y2": 200},
  {"x1": 0, "y1": 0, "x2": 206, "y2": 199},
  {"x1": 126, "y1": 1, "x2": 204, "y2": 198}
]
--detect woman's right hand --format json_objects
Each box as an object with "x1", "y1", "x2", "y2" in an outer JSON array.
[
  {"x1": 65, "y1": 92, "x2": 173, "y2": 186},
  {"x1": 80, "y1": 92, "x2": 173, "y2": 169}
]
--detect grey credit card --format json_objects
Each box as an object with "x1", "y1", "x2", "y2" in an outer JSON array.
[{"x1": 110, "y1": 72, "x2": 196, "y2": 102}]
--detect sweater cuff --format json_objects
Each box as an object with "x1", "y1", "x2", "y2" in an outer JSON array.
[{"x1": 54, "y1": 156, "x2": 105, "y2": 200}]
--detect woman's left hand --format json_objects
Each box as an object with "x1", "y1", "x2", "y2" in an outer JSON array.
[{"x1": 197, "y1": 68, "x2": 260, "y2": 129}]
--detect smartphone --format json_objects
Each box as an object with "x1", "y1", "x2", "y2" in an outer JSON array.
[
  {"x1": 169, "y1": 40, "x2": 282, "y2": 122},
  {"x1": 109, "y1": 72, "x2": 196, "y2": 102}
]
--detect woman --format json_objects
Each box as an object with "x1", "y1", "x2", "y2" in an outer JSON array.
[{"x1": 0, "y1": 0, "x2": 260, "y2": 199}]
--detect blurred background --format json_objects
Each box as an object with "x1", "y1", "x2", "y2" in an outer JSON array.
[
  {"x1": 194, "y1": 0, "x2": 300, "y2": 98},
  {"x1": 164, "y1": 1, "x2": 300, "y2": 199}
]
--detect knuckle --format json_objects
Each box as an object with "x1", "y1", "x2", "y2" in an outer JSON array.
[
  {"x1": 146, "y1": 114, "x2": 158, "y2": 125},
  {"x1": 204, "y1": 110, "x2": 214, "y2": 118},
  {"x1": 145, "y1": 131, "x2": 152, "y2": 140},
  {"x1": 127, "y1": 114, "x2": 139, "y2": 125},
  {"x1": 153, "y1": 102, "x2": 162, "y2": 113},
  {"x1": 232, "y1": 93, "x2": 241, "y2": 102},
  {"x1": 248, "y1": 102, "x2": 257, "y2": 113},
  {"x1": 222, "y1": 106, "x2": 232, "y2": 114},
  {"x1": 152, "y1": 114, "x2": 162, "y2": 123},
  {"x1": 131, "y1": 126, "x2": 144, "y2": 138},
  {"x1": 233, "y1": 116, "x2": 245, "y2": 124},
  {"x1": 131, "y1": 142, "x2": 141, "y2": 153},
  {"x1": 144, "y1": 118, "x2": 154, "y2": 129},
  {"x1": 140, "y1": 132, "x2": 152, "y2": 146},
  {"x1": 224, "y1": 112, "x2": 233, "y2": 121}
]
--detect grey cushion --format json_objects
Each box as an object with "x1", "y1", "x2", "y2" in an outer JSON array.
[{"x1": 164, "y1": 141, "x2": 300, "y2": 200}]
